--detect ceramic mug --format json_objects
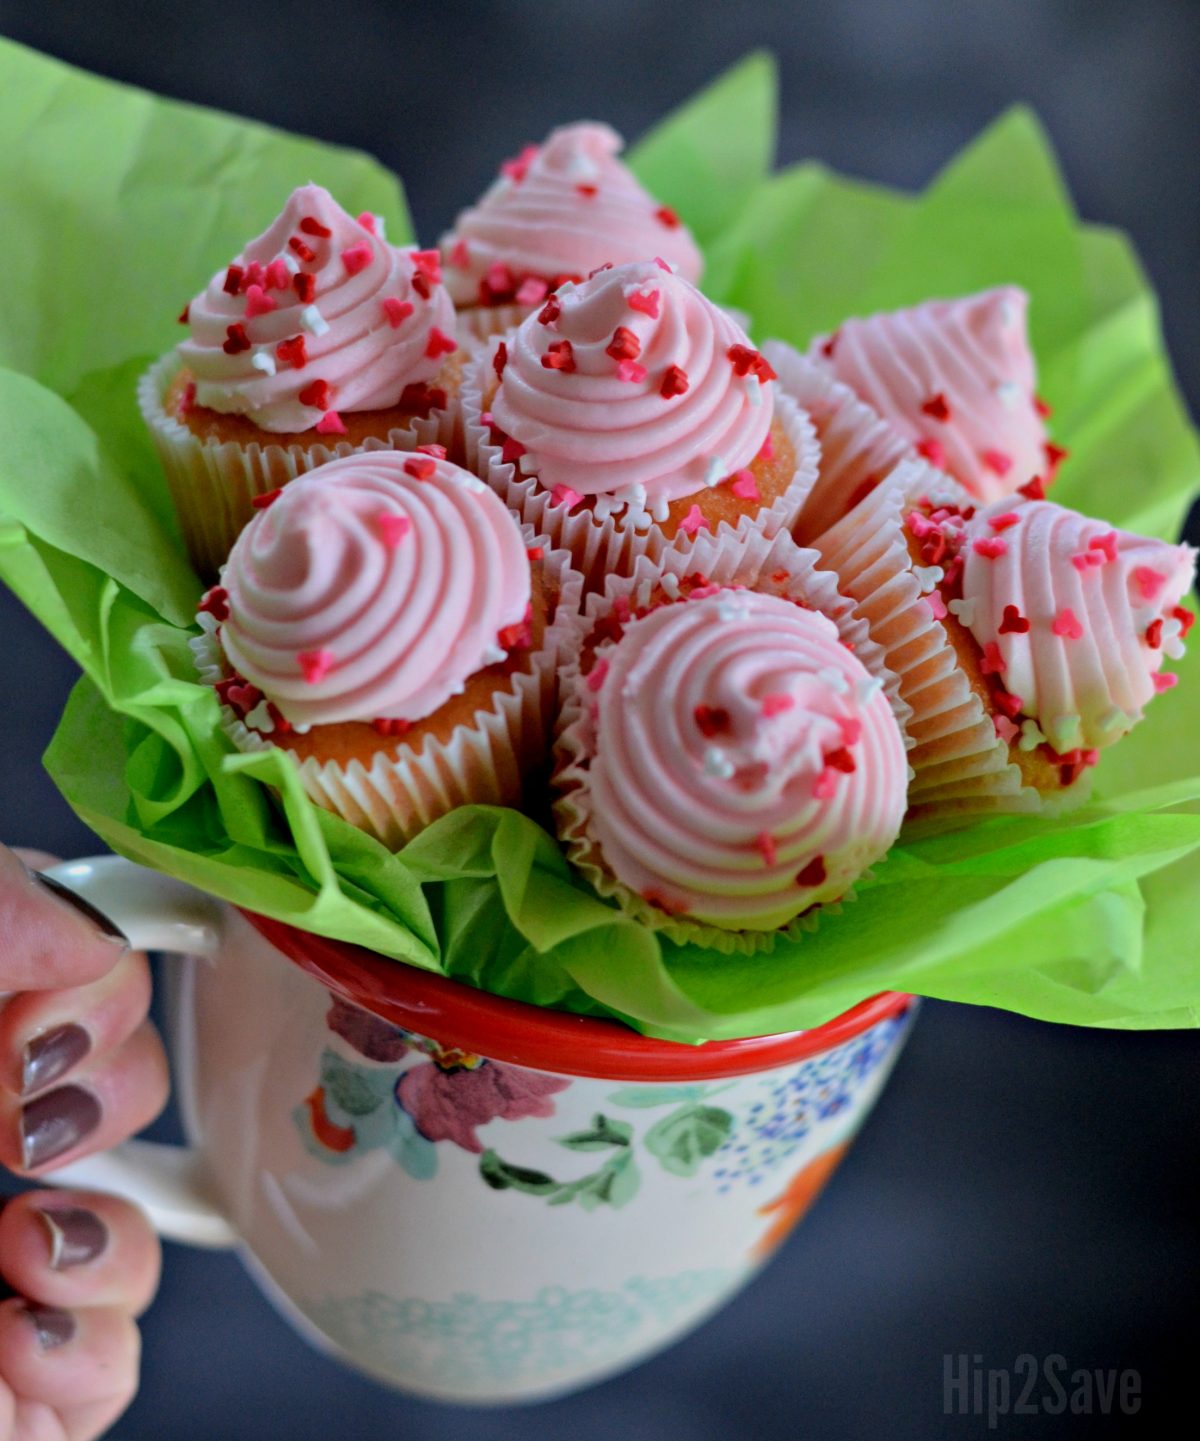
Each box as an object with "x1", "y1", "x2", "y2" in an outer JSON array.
[{"x1": 46, "y1": 855, "x2": 916, "y2": 1405}]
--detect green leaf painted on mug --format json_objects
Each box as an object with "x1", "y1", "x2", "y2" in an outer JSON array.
[
  {"x1": 607, "y1": 1085, "x2": 708, "y2": 1109},
  {"x1": 319, "y1": 1049, "x2": 391, "y2": 1118},
  {"x1": 558, "y1": 1113, "x2": 633, "y2": 1151},
  {"x1": 479, "y1": 1150, "x2": 560, "y2": 1196},
  {"x1": 644, "y1": 1105, "x2": 735, "y2": 1178}
]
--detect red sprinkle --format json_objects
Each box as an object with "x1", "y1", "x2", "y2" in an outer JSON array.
[
  {"x1": 276, "y1": 335, "x2": 308, "y2": 370},
  {"x1": 660, "y1": 364, "x2": 689, "y2": 399},
  {"x1": 921, "y1": 392, "x2": 951, "y2": 422},
  {"x1": 500, "y1": 144, "x2": 539, "y2": 184},
  {"x1": 299, "y1": 216, "x2": 333, "y2": 238},
  {"x1": 980, "y1": 642, "x2": 1006, "y2": 676},
  {"x1": 315, "y1": 410, "x2": 346, "y2": 435},
  {"x1": 606, "y1": 326, "x2": 642, "y2": 362},
  {"x1": 616, "y1": 359, "x2": 647, "y2": 384},
  {"x1": 655, "y1": 205, "x2": 681, "y2": 228},
  {"x1": 1044, "y1": 441, "x2": 1069, "y2": 477},
  {"x1": 341, "y1": 242, "x2": 373, "y2": 275},
  {"x1": 1173, "y1": 605, "x2": 1196, "y2": 637},
  {"x1": 972, "y1": 536, "x2": 1008, "y2": 559},
  {"x1": 493, "y1": 341, "x2": 509, "y2": 380},
  {"x1": 197, "y1": 586, "x2": 230, "y2": 622},
  {"x1": 356, "y1": 213, "x2": 377, "y2": 235},
  {"x1": 678, "y1": 504, "x2": 709, "y2": 537},
  {"x1": 266, "y1": 258, "x2": 291, "y2": 290},
  {"x1": 755, "y1": 832, "x2": 778, "y2": 867},
  {"x1": 526, "y1": 546, "x2": 544, "y2": 562},
  {"x1": 981, "y1": 448, "x2": 1013, "y2": 477},
  {"x1": 538, "y1": 295, "x2": 562, "y2": 326},
  {"x1": 383, "y1": 297, "x2": 414, "y2": 328},
  {"x1": 998, "y1": 604, "x2": 1030, "y2": 635},
  {"x1": 694, "y1": 705, "x2": 730, "y2": 738},
  {"x1": 244, "y1": 283, "x2": 276, "y2": 319},
  {"x1": 416, "y1": 443, "x2": 447, "y2": 460},
  {"x1": 1034, "y1": 395, "x2": 1053, "y2": 418},
  {"x1": 412, "y1": 249, "x2": 442, "y2": 282},
  {"x1": 796, "y1": 856, "x2": 827, "y2": 888},
  {"x1": 448, "y1": 238, "x2": 470, "y2": 269},
  {"x1": 994, "y1": 714, "x2": 1020, "y2": 744},
  {"x1": 299, "y1": 379, "x2": 333, "y2": 410},
  {"x1": 1145, "y1": 618, "x2": 1164, "y2": 649},
  {"x1": 177, "y1": 303, "x2": 190, "y2": 324},
  {"x1": 412, "y1": 271, "x2": 433, "y2": 300},
  {"x1": 727, "y1": 344, "x2": 777, "y2": 383},
  {"x1": 585, "y1": 659, "x2": 609, "y2": 693},
  {"x1": 516, "y1": 277, "x2": 549, "y2": 306},
  {"x1": 758, "y1": 432, "x2": 776, "y2": 462},
  {"x1": 1018, "y1": 475, "x2": 1047, "y2": 501},
  {"x1": 500, "y1": 437, "x2": 526, "y2": 465},
  {"x1": 576, "y1": 183, "x2": 597, "y2": 198},
  {"x1": 1052, "y1": 607, "x2": 1084, "y2": 640},
  {"x1": 1133, "y1": 566, "x2": 1167, "y2": 601},
  {"x1": 761, "y1": 693, "x2": 794, "y2": 718},
  {"x1": 297, "y1": 649, "x2": 335, "y2": 684},
  {"x1": 627, "y1": 289, "x2": 661, "y2": 318},
  {"x1": 243, "y1": 261, "x2": 264, "y2": 289},
  {"x1": 378, "y1": 514, "x2": 412, "y2": 547},
  {"x1": 992, "y1": 690, "x2": 1024, "y2": 720},
  {"x1": 824, "y1": 747, "x2": 856, "y2": 774},
  {"x1": 251, "y1": 488, "x2": 282, "y2": 510},
  {"x1": 425, "y1": 326, "x2": 457, "y2": 359},
  {"x1": 820, "y1": 331, "x2": 840, "y2": 360},
  {"x1": 222, "y1": 323, "x2": 251, "y2": 355},
  {"x1": 223, "y1": 265, "x2": 245, "y2": 295},
  {"x1": 542, "y1": 340, "x2": 576, "y2": 372},
  {"x1": 1088, "y1": 531, "x2": 1119, "y2": 563},
  {"x1": 915, "y1": 437, "x2": 946, "y2": 468},
  {"x1": 288, "y1": 236, "x2": 317, "y2": 263},
  {"x1": 989, "y1": 512, "x2": 1021, "y2": 532},
  {"x1": 372, "y1": 718, "x2": 412, "y2": 737},
  {"x1": 551, "y1": 484, "x2": 582, "y2": 509},
  {"x1": 1153, "y1": 671, "x2": 1178, "y2": 693},
  {"x1": 403, "y1": 456, "x2": 437, "y2": 480},
  {"x1": 730, "y1": 470, "x2": 760, "y2": 502},
  {"x1": 289, "y1": 272, "x2": 314, "y2": 304}
]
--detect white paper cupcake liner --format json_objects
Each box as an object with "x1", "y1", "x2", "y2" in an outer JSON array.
[
  {"x1": 140, "y1": 353, "x2": 462, "y2": 580},
  {"x1": 810, "y1": 458, "x2": 1046, "y2": 819},
  {"x1": 761, "y1": 340, "x2": 918, "y2": 545},
  {"x1": 551, "y1": 527, "x2": 912, "y2": 955},
  {"x1": 191, "y1": 530, "x2": 584, "y2": 850},
  {"x1": 461, "y1": 339, "x2": 821, "y2": 593}
]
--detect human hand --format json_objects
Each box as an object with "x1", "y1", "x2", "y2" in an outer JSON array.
[{"x1": 0, "y1": 845, "x2": 167, "y2": 1440}]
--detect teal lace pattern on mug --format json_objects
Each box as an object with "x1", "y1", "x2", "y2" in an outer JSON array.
[{"x1": 307, "y1": 1269, "x2": 735, "y2": 1391}]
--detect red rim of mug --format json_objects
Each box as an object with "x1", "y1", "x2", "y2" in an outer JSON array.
[{"x1": 244, "y1": 910, "x2": 913, "y2": 1081}]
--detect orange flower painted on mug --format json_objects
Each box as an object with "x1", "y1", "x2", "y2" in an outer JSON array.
[{"x1": 752, "y1": 1141, "x2": 850, "y2": 1260}]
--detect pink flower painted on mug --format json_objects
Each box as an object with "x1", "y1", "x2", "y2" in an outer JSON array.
[{"x1": 398, "y1": 1059, "x2": 570, "y2": 1154}]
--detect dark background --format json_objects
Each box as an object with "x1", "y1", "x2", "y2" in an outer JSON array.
[{"x1": 1, "y1": 1, "x2": 1198, "y2": 1437}]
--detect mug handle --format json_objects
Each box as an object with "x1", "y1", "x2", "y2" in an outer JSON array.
[{"x1": 35, "y1": 856, "x2": 238, "y2": 1250}]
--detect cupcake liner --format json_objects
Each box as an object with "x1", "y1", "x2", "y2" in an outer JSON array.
[
  {"x1": 462, "y1": 339, "x2": 821, "y2": 593},
  {"x1": 810, "y1": 458, "x2": 1044, "y2": 818},
  {"x1": 191, "y1": 530, "x2": 585, "y2": 850},
  {"x1": 139, "y1": 353, "x2": 461, "y2": 580},
  {"x1": 761, "y1": 340, "x2": 918, "y2": 545},
  {"x1": 551, "y1": 527, "x2": 912, "y2": 955}
]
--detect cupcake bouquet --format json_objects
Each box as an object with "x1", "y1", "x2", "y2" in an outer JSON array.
[{"x1": 2, "y1": 44, "x2": 1200, "y2": 1040}]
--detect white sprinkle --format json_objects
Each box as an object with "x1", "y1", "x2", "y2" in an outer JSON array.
[
  {"x1": 948, "y1": 596, "x2": 977, "y2": 627},
  {"x1": 1098, "y1": 706, "x2": 1130, "y2": 735},
  {"x1": 518, "y1": 452, "x2": 539, "y2": 476},
  {"x1": 927, "y1": 486, "x2": 962, "y2": 508},
  {"x1": 661, "y1": 572, "x2": 681, "y2": 599},
  {"x1": 592, "y1": 494, "x2": 619, "y2": 522},
  {"x1": 451, "y1": 472, "x2": 487, "y2": 493},
  {"x1": 703, "y1": 456, "x2": 725, "y2": 489},
  {"x1": 636, "y1": 578, "x2": 653, "y2": 609},
  {"x1": 1163, "y1": 616, "x2": 1186, "y2": 659},
  {"x1": 1048, "y1": 713, "x2": 1082, "y2": 751},
  {"x1": 279, "y1": 251, "x2": 300, "y2": 275},
  {"x1": 292, "y1": 722, "x2": 312, "y2": 735},
  {"x1": 744, "y1": 375, "x2": 763, "y2": 407},
  {"x1": 1000, "y1": 298, "x2": 1017, "y2": 327},
  {"x1": 995, "y1": 380, "x2": 1022, "y2": 410},
  {"x1": 1018, "y1": 717, "x2": 1047, "y2": 751},
  {"x1": 650, "y1": 494, "x2": 670, "y2": 523},
  {"x1": 244, "y1": 701, "x2": 276, "y2": 734},
  {"x1": 704, "y1": 746, "x2": 735, "y2": 779},
  {"x1": 564, "y1": 150, "x2": 600, "y2": 182},
  {"x1": 617, "y1": 482, "x2": 647, "y2": 511},
  {"x1": 251, "y1": 350, "x2": 277, "y2": 376},
  {"x1": 372, "y1": 214, "x2": 387, "y2": 241},
  {"x1": 913, "y1": 564, "x2": 944, "y2": 593},
  {"x1": 301, "y1": 304, "x2": 329, "y2": 336},
  {"x1": 481, "y1": 644, "x2": 507, "y2": 667},
  {"x1": 196, "y1": 610, "x2": 219, "y2": 635},
  {"x1": 856, "y1": 675, "x2": 883, "y2": 705},
  {"x1": 632, "y1": 507, "x2": 652, "y2": 532},
  {"x1": 817, "y1": 666, "x2": 849, "y2": 695},
  {"x1": 717, "y1": 596, "x2": 751, "y2": 622}
]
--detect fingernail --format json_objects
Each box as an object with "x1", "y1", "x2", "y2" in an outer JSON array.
[
  {"x1": 21, "y1": 1023, "x2": 92, "y2": 1097},
  {"x1": 20, "y1": 1303, "x2": 75, "y2": 1351},
  {"x1": 35, "y1": 1206, "x2": 109, "y2": 1270},
  {"x1": 20, "y1": 1086, "x2": 102, "y2": 1170},
  {"x1": 32, "y1": 874, "x2": 129, "y2": 948}
]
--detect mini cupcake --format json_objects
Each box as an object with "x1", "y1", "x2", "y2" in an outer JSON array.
[
  {"x1": 191, "y1": 449, "x2": 582, "y2": 848},
  {"x1": 439, "y1": 123, "x2": 703, "y2": 340},
  {"x1": 811, "y1": 460, "x2": 1196, "y2": 821},
  {"x1": 141, "y1": 184, "x2": 463, "y2": 578},
  {"x1": 767, "y1": 287, "x2": 1062, "y2": 542},
  {"x1": 553, "y1": 530, "x2": 910, "y2": 952},
  {"x1": 464, "y1": 260, "x2": 819, "y2": 589}
]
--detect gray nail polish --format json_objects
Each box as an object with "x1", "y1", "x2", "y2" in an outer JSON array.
[
  {"x1": 36, "y1": 1206, "x2": 109, "y2": 1270},
  {"x1": 21, "y1": 1303, "x2": 75, "y2": 1351},
  {"x1": 20, "y1": 1085, "x2": 102, "y2": 1170},
  {"x1": 21, "y1": 1023, "x2": 92, "y2": 1097},
  {"x1": 32, "y1": 873, "x2": 129, "y2": 948}
]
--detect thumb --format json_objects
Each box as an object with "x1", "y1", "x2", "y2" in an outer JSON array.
[{"x1": 0, "y1": 848, "x2": 129, "y2": 993}]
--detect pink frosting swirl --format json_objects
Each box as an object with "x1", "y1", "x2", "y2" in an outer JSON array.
[
  {"x1": 492, "y1": 260, "x2": 774, "y2": 504},
  {"x1": 578, "y1": 591, "x2": 908, "y2": 929},
  {"x1": 961, "y1": 498, "x2": 1196, "y2": 752},
  {"x1": 178, "y1": 184, "x2": 456, "y2": 432},
  {"x1": 440, "y1": 123, "x2": 702, "y2": 305},
  {"x1": 811, "y1": 287, "x2": 1050, "y2": 502},
  {"x1": 215, "y1": 451, "x2": 530, "y2": 727}
]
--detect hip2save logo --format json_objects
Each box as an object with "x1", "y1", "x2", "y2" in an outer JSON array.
[{"x1": 943, "y1": 1354, "x2": 1141, "y2": 1428}]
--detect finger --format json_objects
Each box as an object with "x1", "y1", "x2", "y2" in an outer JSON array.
[
  {"x1": 0, "y1": 1298, "x2": 139, "y2": 1420},
  {"x1": 0, "y1": 848, "x2": 129, "y2": 993},
  {"x1": 0, "y1": 1190, "x2": 161, "y2": 1317},
  {"x1": 11, "y1": 850, "x2": 61, "y2": 872},
  {"x1": 0, "y1": 1023, "x2": 168, "y2": 1175},
  {"x1": 0, "y1": 949, "x2": 153, "y2": 1096}
]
